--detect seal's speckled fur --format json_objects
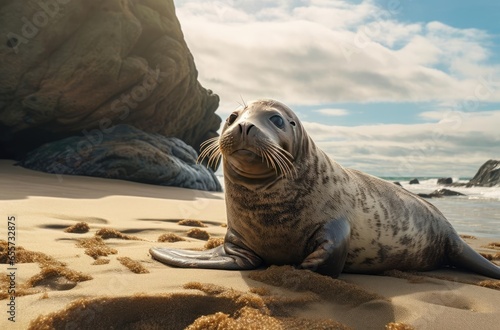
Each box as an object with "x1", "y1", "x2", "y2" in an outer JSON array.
[{"x1": 151, "y1": 99, "x2": 500, "y2": 279}]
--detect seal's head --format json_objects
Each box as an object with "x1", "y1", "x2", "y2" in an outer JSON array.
[{"x1": 199, "y1": 99, "x2": 305, "y2": 186}]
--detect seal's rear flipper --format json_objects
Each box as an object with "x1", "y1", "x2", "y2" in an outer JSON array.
[
  {"x1": 150, "y1": 244, "x2": 262, "y2": 270},
  {"x1": 449, "y1": 238, "x2": 500, "y2": 279}
]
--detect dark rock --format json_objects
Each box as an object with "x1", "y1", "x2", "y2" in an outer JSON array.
[
  {"x1": 418, "y1": 189, "x2": 466, "y2": 199},
  {"x1": 437, "y1": 177, "x2": 453, "y2": 185},
  {"x1": 393, "y1": 182, "x2": 402, "y2": 187},
  {"x1": 434, "y1": 189, "x2": 466, "y2": 197},
  {"x1": 0, "y1": 0, "x2": 220, "y2": 166},
  {"x1": 17, "y1": 125, "x2": 222, "y2": 192},
  {"x1": 446, "y1": 182, "x2": 467, "y2": 187},
  {"x1": 466, "y1": 160, "x2": 500, "y2": 187},
  {"x1": 409, "y1": 178, "x2": 419, "y2": 185}
]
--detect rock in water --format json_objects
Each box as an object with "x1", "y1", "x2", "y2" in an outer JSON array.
[
  {"x1": 18, "y1": 125, "x2": 222, "y2": 192},
  {"x1": 418, "y1": 189, "x2": 466, "y2": 198},
  {"x1": 437, "y1": 177, "x2": 453, "y2": 185},
  {"x1": 438, "y1": 189, "x2": 465, "y2": 196},
  {"x1": 467, "y1": 160, "x2": 500, "y2": 187},
  {"x1": 409, "y1": 178, "x2": 419, "y2": 184},
  {"x1": 0, "y1": 0, "x2": 220, "y2": 163}
]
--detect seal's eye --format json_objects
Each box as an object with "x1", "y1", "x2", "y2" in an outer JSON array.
[
  {"x1": 227, "y1": 113, "x2": 238, "y2": 125},
  {"x1": 270, "y1": 115, "x2": 285, "y2": 129}
]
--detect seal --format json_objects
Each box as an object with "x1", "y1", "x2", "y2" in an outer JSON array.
[{"x1": 150, "y1": 99, "x2": 500, "y2": 279}]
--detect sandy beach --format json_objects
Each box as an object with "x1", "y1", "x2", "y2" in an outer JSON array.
[{"x1": 1, "y1": 159, "x2": 499, "y2": 330}]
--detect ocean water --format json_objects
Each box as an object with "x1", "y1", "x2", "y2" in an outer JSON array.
[
  {"x1": 217, "y1": 175, "x2": 500, "y2": 238},
  {"x1": 391, "y1": 178, "x2": 500, "y2": 238}
]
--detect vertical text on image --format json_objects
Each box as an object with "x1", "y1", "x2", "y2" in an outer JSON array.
[{"x1": 6, "y1": 215, "x2": 17, "y2": 322}]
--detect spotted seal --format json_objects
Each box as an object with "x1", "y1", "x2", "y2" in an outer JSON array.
[{"x1": 150, "y1": 99, "x2": 500, "y2": 279}]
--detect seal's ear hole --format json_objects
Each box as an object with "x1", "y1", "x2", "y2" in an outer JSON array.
[{"x1": 290, "y1": 121, "x2": 296, "y2": 126}]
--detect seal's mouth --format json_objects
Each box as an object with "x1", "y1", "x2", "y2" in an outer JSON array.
[
  {"x1": 231, "y1": 149, "x2": 262, "y2": 161},
  {"x1": 226, "y1": 144, "x2": 297, "y2": 181},
  {"x1": 231, "y1": 149, "x2": 262, "y2": 159},
  {"x1": 226, "y1": 148, "x2": 276, "y2": 179}
]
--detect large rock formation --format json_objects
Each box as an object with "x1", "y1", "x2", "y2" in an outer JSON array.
[
  {"x1": 467, "y1": 160, "x2": 500, "y2": 187},
  {"x1": 0, "y1": 0, "x2": 222, "y2": 190},
  {"x1": 18, "y1": 125, "x2": 222, "y2": 191},
  {"x1": 0, "y1": 0, "x2": 220, "y2": 160}
]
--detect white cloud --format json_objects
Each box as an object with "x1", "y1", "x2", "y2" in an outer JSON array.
[
  {"x1": 314, "y1": 108, "x2": 349, "y2": 116},
  {"x1": 175, "y1": 0, "x2": 500, "y2": 115},
  {"x1": 418, "y1": 110, "x2": 448, "y2": 121},
  {"x1": 301, "y1": 110, "x2": 500, "y2": 177},
  {"x1": 292, "y1": 0, "x2": 380, "y2": 30},
  {"x1": 362, "y1": 20, "x2": 422, "y2": 48},
  {"x1": 174, "y1": 0, "x2": 500, "y2": 176},
  {"x1": 395, "y1": 35, "x2": 442, "y2": 66}
]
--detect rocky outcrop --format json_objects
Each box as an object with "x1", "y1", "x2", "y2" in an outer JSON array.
[
  {"x1": 0, "y1": 0, "x2": 220, "y2": 162},
  {"x1": 18, "y1": 125, "x2": 222, "y2": 191},
  {"x1": 409, "y1": 178, "x2": 419, "y2": 185},
  {"x1": 437, "y1": 177, "x2": 453, "y2": 185},
  {"x1": 418, "y1": 189, "x2": 466, "y2": 199},
  {"x1": 466, "y1": 160, "x2": 500, "y2": 187}
]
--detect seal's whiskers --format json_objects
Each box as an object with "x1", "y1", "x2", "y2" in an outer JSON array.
[
  {"x1": 198, "y1": 137, "x2": 222, "y2": 169},
  {"x1": 198, "y1": 136, "x2": 296, "y2": 179},
  {"x1": 259, "y1": 141, "x2": 297, "y2": 179}
]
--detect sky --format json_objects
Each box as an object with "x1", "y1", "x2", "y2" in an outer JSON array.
[{"x1": 173, "y1": 0, "x2": 500, "y2": 178}]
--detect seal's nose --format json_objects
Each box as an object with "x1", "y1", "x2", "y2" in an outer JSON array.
[{"x1": 238, "y1": 122, "x2": 255, "y2": 136}]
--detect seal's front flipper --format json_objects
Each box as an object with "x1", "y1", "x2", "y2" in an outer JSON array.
[
  {"x1": 300, "y1": 217, "x2": 350, "y2": 278},
  {"x1": 150, "y1": 243, "x2": 262, "y2": 270}
]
